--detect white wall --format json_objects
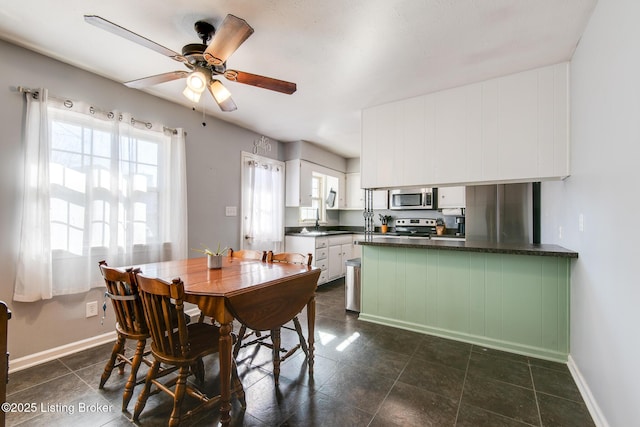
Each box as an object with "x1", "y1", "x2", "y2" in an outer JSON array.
[
  {"x1": 541, "y1": 0, "x2": 640, "y2": 425},
  {"x1": 0, "y1": 39, "x2": 284, "y2": 359}
]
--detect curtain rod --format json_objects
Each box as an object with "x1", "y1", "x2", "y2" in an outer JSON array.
[{"x1": 16, "y1": 85, "x2": 179, "y2": 135}]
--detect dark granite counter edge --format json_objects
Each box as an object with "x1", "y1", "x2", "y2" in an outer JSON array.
[{"x1": 355, "y1": 238, "x2": 578, "y2": 258}]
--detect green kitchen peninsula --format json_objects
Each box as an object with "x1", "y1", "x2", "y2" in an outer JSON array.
[{"x1": 356, "y1": 237, "x2": 578, "y2": 362}]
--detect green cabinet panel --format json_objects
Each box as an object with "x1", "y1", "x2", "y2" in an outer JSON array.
[{"x1": 360, "y1": 246, "x2": 571, "y2": 362}]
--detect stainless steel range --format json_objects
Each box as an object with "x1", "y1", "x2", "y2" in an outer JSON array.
[{"x1": 392, "y1": 218, "x2": 437, "y2": 238}]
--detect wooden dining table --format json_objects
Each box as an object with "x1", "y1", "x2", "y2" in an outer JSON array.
[{"x1": 130, "y1": 256, "x2": 321, "y2": 426}]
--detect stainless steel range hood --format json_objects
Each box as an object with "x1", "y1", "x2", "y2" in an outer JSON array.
[{"x1": 465, "y1": 183, "x2": 535, "y2": 244}]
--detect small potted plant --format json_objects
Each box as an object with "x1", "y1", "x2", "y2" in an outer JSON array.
[
  {"x1": 193, "y1": 243, "x2": 228, "y2": 269},
  {"x1": 435, "y1": 218, "x2": 446, "y2": 236},
  {"x1": 379, "y1": 214, "x2": 393, "y2": 234}
]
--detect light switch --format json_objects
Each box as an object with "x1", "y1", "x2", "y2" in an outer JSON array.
[{"x1": 225, "y1": 206, "x2": 237, "y2": 217}]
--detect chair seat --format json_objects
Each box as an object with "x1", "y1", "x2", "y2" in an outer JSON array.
[{"x1": 150, "y1": 322, "x2": 221, "y2": 364}]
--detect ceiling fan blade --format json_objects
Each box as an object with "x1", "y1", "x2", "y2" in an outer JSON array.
[
  {"x1": 203, "y1": 14, "x2": 254, "y2": 66},
  {"x1": 225, "y1": 70, "x2": 297, "y2": 94},
  {"x1": 208, "y1": 80, "x2": 237, "y2": 112},
  {"x1": 124, "y1": 71, "x2": 189, "y2": 89},
  {"x1": 84, "y1": 15, "x2": 185, "y2": 62}
]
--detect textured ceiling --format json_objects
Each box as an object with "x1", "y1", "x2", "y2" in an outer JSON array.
[{"x1": 0, "y1": 0, "x2": 597, "y2": 158}]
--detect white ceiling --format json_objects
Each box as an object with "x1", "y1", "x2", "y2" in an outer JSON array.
[{"x1": 0, "y1": 0, "x2": 597, "y2": 158}]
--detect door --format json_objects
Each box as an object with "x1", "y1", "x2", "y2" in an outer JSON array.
[{"x1": 241, "y1": 152, "x2": 285, "y2": 253}]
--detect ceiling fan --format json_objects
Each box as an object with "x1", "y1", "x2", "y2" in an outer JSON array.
[{"x1": 84, "y1": 14, "x2": 297, "y2": 112}]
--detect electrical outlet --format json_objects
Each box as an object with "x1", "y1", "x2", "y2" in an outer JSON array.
[
  {"x1": 558, "y1": 226, "x2": 563, "y2": 239},
  {"x1": 225, "y1": 206, "x2": 237, "y2": 216},
  {"x1": 86, "y1": 301, "x2": 98, "y2": 318}
]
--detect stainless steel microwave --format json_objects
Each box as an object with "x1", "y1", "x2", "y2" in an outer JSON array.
[{"x1": 389, "y1": 188, "x2": 435, "y2": 210}]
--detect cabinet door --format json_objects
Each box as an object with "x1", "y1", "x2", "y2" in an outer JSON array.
[
  {"x1": 285, "y1": 160, "x2": 314, "y2": 207},
  {"x1": 346, "y1": 173, "x2": 387, "y2": 210},
  {"x1": 328, "y1": 245, "x2": 343, "y2": 280},
  {"x1": 438, "y1": 186, "x2": 466, "y2": 209},
  {"x1": 299, "y1": 160, "x2": 314, "y2": 207},
  {"x1": 346, "y1": 173, "x2": 364, "y2": 209},
  {"x1": 337, "y1": 173, "x2": 347, "y2": 209},
  {"x1": 372, "y1": 190, "x2": 388, "y2": 209},
  {"x1": 284, "y1": 236, "x2": 316, "y2": 255}
]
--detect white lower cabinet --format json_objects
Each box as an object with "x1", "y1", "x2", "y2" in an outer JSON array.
[
  {"x1": 285, "y1": 234, "x2": 355, "y2": 285},
  {"x1": 328, "y1": 235, "x2": 354, "y2": 280}
]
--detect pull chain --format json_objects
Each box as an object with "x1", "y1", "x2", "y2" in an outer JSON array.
[{"x1": 202, "y1": 103, "x2": 207, "y2": 127}]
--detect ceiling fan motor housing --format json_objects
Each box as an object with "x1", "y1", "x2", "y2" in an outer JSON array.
[
  {"x1": 194, "y1": 21, "x2": 215, "y2": 43},
  {"x1": 182, "y1": 43, "x2": 208, "y2": 64}
]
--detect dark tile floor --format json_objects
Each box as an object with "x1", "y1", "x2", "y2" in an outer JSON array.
[{"x1": 6, "y1": 280, "x2": 595, "y2": 426}]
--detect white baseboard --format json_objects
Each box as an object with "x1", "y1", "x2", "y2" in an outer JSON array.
[
  {"x1": 9, "y1": 331, "x2": 117, "y2": 373},
  {"x1": 567, "y1": 355, "x2": 609, "y2": 427},
  {"x1": 9, "y1": 307, "x2": 203, "y2": 374}
]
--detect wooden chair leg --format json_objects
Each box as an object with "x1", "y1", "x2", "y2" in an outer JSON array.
[
  {"x1": 292, "y1": 316, "x2": 309, "y2": 357},
  {"x1": 122, "y1": 339, "x2": 146, "y2": 411},
  {"x1": 133, "y1": 360, "x2": 159, "y2": 422},
  {"x1": 168, "y1": 367, "x2": 189, "y2": 427},
  {"x1": 100, "y1": 335, "x2": 125, "y2": 389},
  {"x1": 271, "y1": 328, "x2": 281, "y2": 386},
  {"x1": 233, "y1": 324, "x2": 247, "y2": 358}
]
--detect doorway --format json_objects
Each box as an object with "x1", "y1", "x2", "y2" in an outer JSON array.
[{"x1": 240, "y1": 152, "x2": 285, "y2": 252}]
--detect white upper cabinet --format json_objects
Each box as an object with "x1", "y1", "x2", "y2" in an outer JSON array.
[
  {"x1": 437, "y1": 186, "x2": 466, "y2": 209},
  {"x1": 345, "y1": 172, "x2": 388, "y2": 210},
  {"x1": 346, "y1": 173, "x2": 364, "y2": 209},
  {"x1": 285, "y1": 159, "x2": 313, "y2": 207},
  {"x1": 361, "y1": 62, "x2": 570, "y2": 189},
  {"x1": 286, "y1": 159, "x2": 346, "y2": 208}
]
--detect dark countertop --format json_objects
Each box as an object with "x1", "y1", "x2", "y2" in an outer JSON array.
[
  {"x1": 285, "y1": 230, "x2": 356, "y2": 237},
  {"x1": 355, "y1": 236, "x2": 578, "y2": 258}
]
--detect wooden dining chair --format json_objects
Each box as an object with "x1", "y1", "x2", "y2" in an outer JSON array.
[
  {"x1": 133, "y1": 273, "x2": 245, "y2": 427},
  {"x1": 98, "y1": 260, "x2": 152, "y2": 412},
  {"x1": 228, "y1": 248, "x2": 267, "y2": 261},
  {"x1": 232, "y1": 251, "x2": 316, "y2": 385}
]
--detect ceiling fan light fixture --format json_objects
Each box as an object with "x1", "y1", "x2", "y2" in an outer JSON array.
[
  {"x1": 182, "y1": 86, "x2": 202, "y2": 103},
  {"x1": 209, "y1": 80, "x2": 237, "y2": 112},
  {"x1": 185, "y1": 70, "x2": 207, "y2": 93}
]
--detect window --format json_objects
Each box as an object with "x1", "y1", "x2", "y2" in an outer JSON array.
[
  {"x1": 14, "y1": 91, "x2": 187, "y2": 301},
  {"x1": 299, "y1": 173, "x2": 326, "y2": 224},
  {"x1": 49, "y1": 116, "x2": 165, "y2": 252}
]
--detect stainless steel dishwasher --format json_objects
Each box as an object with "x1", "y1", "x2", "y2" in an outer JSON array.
[{"x1": 345, "y1": 258, "x2": 361, "y2": 312}]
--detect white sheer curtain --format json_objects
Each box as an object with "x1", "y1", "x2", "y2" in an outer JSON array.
[
  {"x1": 242, "y1": 152, "x2": 284, "y2": 253},
  {"x1": 14, "y1": 89, "x2": 188, "y2": 301},
  {"x1": 14, "y1": 89, "x2": 53, "y2": 300}
]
